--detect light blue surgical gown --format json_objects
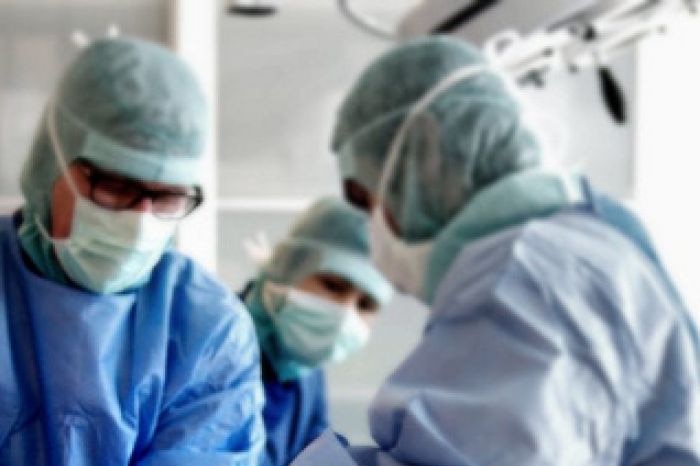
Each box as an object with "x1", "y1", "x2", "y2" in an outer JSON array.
[
  {"x1": 0, "y1": 213, "x2": 265, "y2": 465},
  {"x1": 291, "y1": 198, "x2": 700, "y2": 466}
]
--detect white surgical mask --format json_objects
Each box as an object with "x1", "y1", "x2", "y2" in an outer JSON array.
[
  {"x1": 369, "y1": 208, "x2": 432, "y2": 298},
  {"x1": 369, "y1": 64, "x2": 488, "y2": 300},
  {"x1": 38, "y1": 101, "x2": 177, "y2": 294},
  {"x1": 263, "y1": 283, "x2": 370, "y2": 368}
]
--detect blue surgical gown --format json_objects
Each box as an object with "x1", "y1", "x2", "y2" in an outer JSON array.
[
  {"x1": 291, "y1": 202, "x2": 700, "y2": 466},
  {"x1": 260, "y1": 354, "x2": 328, "y2": 466},
  {"x1": 0, "y1": 213, "x2": 266, "y2": 465}
]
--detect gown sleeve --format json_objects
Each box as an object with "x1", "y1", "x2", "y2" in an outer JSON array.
[{"x1": 135, "y1": 289, "x2": 266, "y2": 466}]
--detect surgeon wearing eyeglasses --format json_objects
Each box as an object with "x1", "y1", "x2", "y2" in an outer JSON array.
[
  {"x1": 290, "y1": 37, "x2": 700, "y2": 466},
  {"x1": 0, "y1": 38, "x2": 264, "y2": 465},
  {"x1": 239, "y1": 197, "x2": 393, "y2": 466}
]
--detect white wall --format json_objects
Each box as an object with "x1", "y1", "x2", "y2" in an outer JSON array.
[
  {"x1": 521, "y1": 53, "x2": 636, "y2": 198},
  {"x1": 633, "y1": 17, "x2": 700, "y2": 319},
  {"x1": 171, "y1": 0, "x2": 219, "y2": 272}
]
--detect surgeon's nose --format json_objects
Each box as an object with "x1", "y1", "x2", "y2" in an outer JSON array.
[
  {"x1": 337, "y1": 293, "x2": 357, "y2": 309},
  {"x1": 132, "y1": 197, "x2": 155, "y2": 213}
]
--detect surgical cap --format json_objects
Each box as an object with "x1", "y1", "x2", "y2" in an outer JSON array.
[
  {"x1": 18, "y1": 37, "x2": 207, "y2": 283},
  {"x1": 332, "y1": 37, "x2": 541, "y2": 242},
  {"x1": 264, "y1": 197, "x2": 393, "y2": 307}
]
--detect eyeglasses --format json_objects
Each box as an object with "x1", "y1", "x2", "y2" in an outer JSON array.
[{"x1": 77, "y1": 162, "x2": 204, "y2": 220}]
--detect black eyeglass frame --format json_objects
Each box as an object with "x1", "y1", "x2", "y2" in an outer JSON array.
[{"x1": 76, "y1": 160, "x2": 204, "y2": 220}]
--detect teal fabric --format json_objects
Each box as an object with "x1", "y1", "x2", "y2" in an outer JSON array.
[
  {"x1": 264, "y1": 197, "x2": 393, "y2": 306},
  {"x1": 332, "y1": 37, "x2": 540, "y2": 242},
  {"x1": 17, "y1": 220, "x2": 69, "y2": 286},
  {"x1": 18, "y1": 37, "x2": 207, "y2": 285},
  {"x1": 425, "y1": 170, "x2": 583, "y2": 302}
]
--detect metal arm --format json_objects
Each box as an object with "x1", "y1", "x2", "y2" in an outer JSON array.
[{"x1": 337, "y1": 0, "x2": 396, "y2": 40}]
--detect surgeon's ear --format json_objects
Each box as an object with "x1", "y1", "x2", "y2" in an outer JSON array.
[
  {"x1": 382, "y1": 205, "x2": 403, "y2": 237},
  {"x1": 50, "y1": 164, "x2": 85, "y2": 239}
]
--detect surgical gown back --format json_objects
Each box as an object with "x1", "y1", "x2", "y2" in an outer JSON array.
[{"x1": 0, "y1": 213, "x2": 266, "y2": 466}]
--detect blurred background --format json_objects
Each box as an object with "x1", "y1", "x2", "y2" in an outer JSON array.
[{"x1": 1, "y1": 0, "x2": 698, "y2": 443}]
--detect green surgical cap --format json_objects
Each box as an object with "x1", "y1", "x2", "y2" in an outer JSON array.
[
  {"x1": 264, "y1": 197, "x2": 394, "y2": 307},
  {"x1": 18, "y1": 37, "x2": 207, "y2": 283},
  {"x1": 332, "y1": 36, "x2": 541, "y2": 242}
]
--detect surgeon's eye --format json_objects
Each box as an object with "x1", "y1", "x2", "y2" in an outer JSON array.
[
  {"x1": 318, "y1": 275, "x2": 353, "y2": 295},
  {"x1": 92, "y1": 177, "x2": 142, "y2": 207},
  {"x1": 358, "y1": 294, "x2": 378, "y2": 314},
  {"x1": 344, "y1": 179, "x2": 372, "y2": 212}
]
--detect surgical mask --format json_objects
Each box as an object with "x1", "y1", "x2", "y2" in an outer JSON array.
[
  {"x1": 38, "y1": 102, "x2": 177, "y2": 294},
  {"x1": 263, "y1": 282, "x2": 370, "y2": 367},
  {"x1": 369, "y1": 208, "x2": 432, "y2": 298},
  {"x1": 370, "y1": 64, "x2": 488, "y2": 300}
]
